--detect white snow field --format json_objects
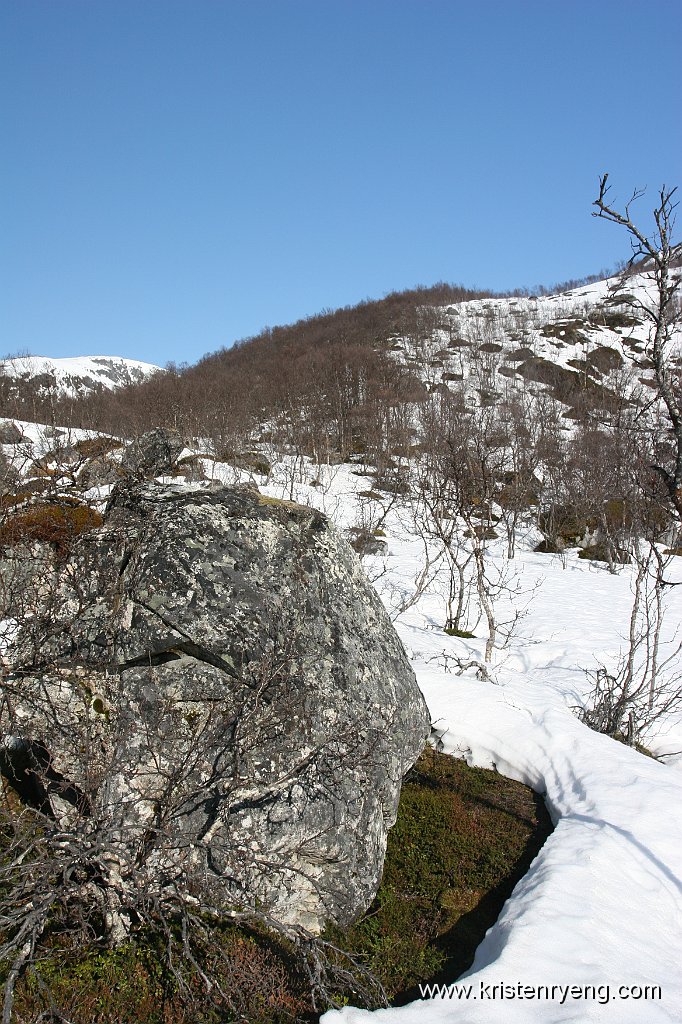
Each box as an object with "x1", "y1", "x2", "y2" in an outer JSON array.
[{"x1": 251, "y1": 460, "x2": 682, "y2": 1024}]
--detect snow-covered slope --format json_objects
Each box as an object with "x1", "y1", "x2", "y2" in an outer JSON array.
[
  {"x1": 246, "y1": 459, "x2": 682, "y2": 1024},
  {"x1": 390, "y1": 271, "x2": 682, "y2": 412},
  {"x1": 0, "y1": 354, "x2": 161, "y2": 396}
]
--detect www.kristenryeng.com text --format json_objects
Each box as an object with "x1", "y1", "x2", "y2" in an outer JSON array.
[{"x1": 418, "y1": 981, "x2": 662, "y2": 1005}]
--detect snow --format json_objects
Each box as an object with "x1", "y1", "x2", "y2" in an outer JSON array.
[
  {"x1": 0, "y1": 418, "x2": 121, "y2": 482},
  {"x1": 252, "y1": 461, "x2": 682, "y2": 1024},
  {"x1": 0, "y1": 417, "x2": 107, "y2": 447},
  {"x1": 389, "y1": 270, "x2": 682, "y2": 398}
]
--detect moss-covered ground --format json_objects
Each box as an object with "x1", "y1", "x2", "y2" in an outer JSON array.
[{"x1": 326, "y1": 746, "x2": 552, "y2": 1003}]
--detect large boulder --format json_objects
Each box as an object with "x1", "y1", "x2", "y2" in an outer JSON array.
[{"x1": 2, "y1": 480, "x2": 429, "y2": 934}]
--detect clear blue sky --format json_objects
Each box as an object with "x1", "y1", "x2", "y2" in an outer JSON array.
[{"x1": 2, "y1": 0, "x2": 681, "y2": 366}]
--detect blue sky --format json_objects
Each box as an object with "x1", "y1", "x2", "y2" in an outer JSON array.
[{"x1": 2, "y1": 0, "x2": 681, "y2": 366}]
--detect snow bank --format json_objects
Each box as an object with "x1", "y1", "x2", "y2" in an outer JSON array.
[{"x1": 322, "y1": 667, "x2": 682, "y2": 1022}]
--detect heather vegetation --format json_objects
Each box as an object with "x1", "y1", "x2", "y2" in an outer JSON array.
[{"x1": 5, "y1": 750, "x2": 551, "y2": 1023}]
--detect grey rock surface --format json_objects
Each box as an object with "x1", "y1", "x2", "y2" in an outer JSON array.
[
  {"x1": 118, "y1": 427, "x2": 185, "y2": 481},
  {"x1": 0, "y1": 421, "x2": 25, "y2": 445},
  {"x1": 4, "y1": 479, "x2": 430, "y2": 933}
]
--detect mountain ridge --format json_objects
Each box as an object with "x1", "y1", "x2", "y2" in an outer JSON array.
[{"x1": 0, "y1": 354, "x2": 161, "y2": 398}]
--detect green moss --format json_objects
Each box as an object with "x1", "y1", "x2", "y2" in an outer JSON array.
[
  {"x1": 256, "y1": 493, "x2": 310, "y2": 515},
  {"x1": 325, "y1": 747, "x2": 552, "y2": 1002},
  {"x1": 444, "y1": 626, "x2": 476, "y2": 638}
]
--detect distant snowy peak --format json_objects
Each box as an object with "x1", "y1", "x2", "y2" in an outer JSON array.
[{"x1": 0, "y1": 355, "x2": 162, "y2": 397}]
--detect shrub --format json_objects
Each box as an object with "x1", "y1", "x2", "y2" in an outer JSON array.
[
  {"x1": 74, "y1": 436, "x2": 123, "y2": 460},
  {"x1": 12, "y1": 925, "x2": 310, "y2": 1024},
  {"x1": 0, "y1": 501, "x2": 103, "y2": 556}
]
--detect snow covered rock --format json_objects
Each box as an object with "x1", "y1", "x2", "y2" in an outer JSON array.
[{"x1": 2, "y1": 480, "x2": 429, "y2": 933}]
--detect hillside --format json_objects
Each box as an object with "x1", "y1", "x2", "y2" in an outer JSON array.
[
  {"x1": 1, "y1": 263, "x2": 681, "y2": 1023},
  {"x1": 3, "y1": 268, "x2": 680, "y2": 463}
]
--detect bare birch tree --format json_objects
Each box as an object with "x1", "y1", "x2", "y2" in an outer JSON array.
[{"x1": 593, "y1": 174, "x2": 682, "y2": 523}]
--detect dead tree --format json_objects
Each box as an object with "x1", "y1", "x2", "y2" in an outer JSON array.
[
  {"x1": 580, "y1": 541, "x2": 682, "y2": 746},
  {"x1": 580, "y1": 178, "x2": 682, "y2": 746}
]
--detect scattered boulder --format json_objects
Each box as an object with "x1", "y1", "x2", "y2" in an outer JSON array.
[
  {"x1": 76, "y1": 455, "x2": 123, "y2": 489},
  {"x1": 578, "y1": 542, "x2": 630, "y2": 565},
  {"x1": 118, "y1": 427, "x2": 185, "y2": 481},
  {"x1": 348, "y1": 526, "x2": 388, "y2": 557},
  {"x1": 0, "y1": 421, "x2": 25, "y2": 445},
  {"x1": 586, "y1": 345, "x2": 624, "y2": 375}
]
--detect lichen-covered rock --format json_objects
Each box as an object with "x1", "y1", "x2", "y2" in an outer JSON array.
[
  {"x1": 3, "y1": 480, "x2": 429, "y2": 934},
  {"x1": 0, "y1": 420, "x2": 25, "y2": 445},
  {"x1": 118, "y1": 427, "x2": 184, "y2": 480}
]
